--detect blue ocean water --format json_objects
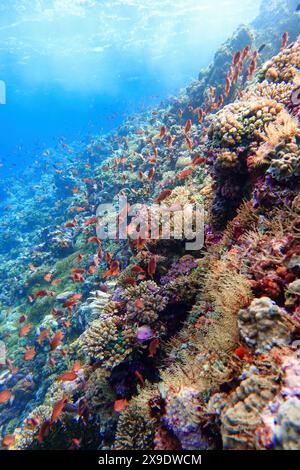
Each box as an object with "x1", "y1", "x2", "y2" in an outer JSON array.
[{"x1": 0, "y1": 0, "x2": 261, "y2": 179}]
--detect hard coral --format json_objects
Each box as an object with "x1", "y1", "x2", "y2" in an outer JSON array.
[{"x1": 238, "y1": 297, "x2": 291, "y2": 353}]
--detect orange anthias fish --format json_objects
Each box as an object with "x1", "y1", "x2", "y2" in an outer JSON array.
[
  {"x1": 185, "y1": 135, "x2": 193, "y2": 150},
  {"x1": 147, "y1": 255, "x2": 157, "y2": 277},
  {"x1": 33, "y1": 289, "x2": 50, "y2": 298},
  {"x1": 24, "y1": 346, "x2": 36, "y2": 361},
  {"x1": 102, "y1": 261, "x2": 120, "y2": 279},
  {"x1": 158, "y1": 125, "x2": 167, "y2": 140},
  {"x1": 19, "y1": 323, "x2": 32, "y2": 338},
  {"x1": 63, "y1": 293, "x2": 82, "y2": 308},
  {"x1": 132, "y1": 265, "x2": 144, "y2": 273},
  {"x1": 154, "y1": 189, "x2": 172, "y2": 203},
  {"x1": 87, "y1": 236, "x2": 101, "y2": 246},
  {"x1": 134, "y1": 370, "x2": 145, "y2": 387},
  {"x1": 88, "y1": 265, "x2": 96, "y2": 275},
  {"x1": 148, "y1": 338, "x2": 160, "y2": 358},
  {"x1": 2, "y1": 434, "x2": 15, "y2": 448},
  {"x1": 166, "y1": 134, "x2": 174, "y2": 148},
  {"x1": 50, "y1": 331, "x2": 64, "y2": 351},
  {"x1": 37, "y1": 329, "x2": 51, "y2": 344},
  {"x1": 114, "y1": 399, "x2": 129, "y2": 412},
  {"x1": 44, "y1": 273, "x2": 53, "y2": 283},
  {"x1": 281, "y1": 31, "x2": 289, "y2": 50},
  {"x1": 178, "y1": 168, "x2": 193, "y2": 180},
  {"x1": 184, "y1": 119, "x2": 192, "y2": 134},
  {"x1": 57, "y1": 371, "x2": 78, "y2": 382},
  {"x1": 70, "y1": 268, "x2": 85, "y2": 274},
  {"x1": 0, "y1": 389, "x2": 13, "y2": 404},
  {"x1": 85, "y1": 217, "x2": 98, "y2": 226},
  {"x1": 50, "y1": 396, "x2": 68, "y2": 425},
  {"x1": 148, "y1": 168, "x2": 155, "y2": 181}
]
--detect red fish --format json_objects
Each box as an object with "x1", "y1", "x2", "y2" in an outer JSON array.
[
  {"x1": 85, "y1": 217, "x2": 98, "y2": 226},
  {"x1": 132, "y1": 266, "x2": 144, "y2": 273},
  {"x1": 147, "y1": 255, "x2": 157, "y2": 277},
  {"x1": 148, "y1": 168, "x2": 155, "y2": 181},
  {"x1": 2, "y1": 434, "x2": 15, "y2": 448},
  {"x1": 33, "y1": 289, "x2": 50, "y2": 298},
  {"x1": 57, "y1": 371, "x2": 78, "y2": 382},
  {"x1": 70, "y1": 268, "x2": 85, "y2": 274},
  {"x1": 148, "y1": 338, "x2": 160, "y2": 358},
  {"x1": 185, "y1": 136, "x2": 193, "y2": 150},
  {"x1": 114, "y1": 399, "x2": 129, "y2": 412},
  {"x1": 134, "y1": 370, "x2": 145, "y2": 387},
  {"x1": 281, "y1": 31, "x2": 289, "y2": 50},
  {"x1": 178, "y1": 168, "x2": 193, "y2": 180},
  {"x1": 0, "y1": 390, "x2": 12, "y2": 404},
  {"x1": 184, "y1": 119, "x2": 192, "y2": 134},
  {"x1": 24, "y1": 346, "x2": 36, "y2": 361},
  {"x1": 232, "y1": 50, "x2": 241, "y2": 67},
  {"x1": 166, "y1": 134, "x2": 174, "y2": 148},
  {"x1": 102, "y1": 261, "x2": 120, "y2": 279},
  {"x1": 87, "y1": 236, "x2": 101, "y2": 246},
  {"x1": 19, "y1": 323, "x2": 32, "y2": 338},
  {"x1": 37, "y1": 329, "x2": 50, "y2": 344},
  {"x1": 154, "y1": 189, "x2": 172, "y2": 203},
  {"x1": 158, "y1": 125, "x2": 167, "y2": 140},
  {"x1": 50, "y1": 396, "x2": 68, "y2": 425},
  {"x1": 50, "y1": 331, "x2": 64, "y2": 351}
]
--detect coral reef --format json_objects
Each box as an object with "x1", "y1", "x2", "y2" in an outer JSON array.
[{"x1": 0, "y1": 1, "x2": 299, "y2": 453}]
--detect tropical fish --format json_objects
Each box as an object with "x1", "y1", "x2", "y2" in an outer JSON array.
[
  {"x1": 50, "y1": 331, "x2": 64, "y2": 351},
  {"x1": 281, "y1": 31, "x2": 289, "y2": 50},
  {"x1": 148, "y1": 338, "x2": 160, "y2": 358},
  {"x1": 85, "y1": 217, "x2": 98, "y2": 226},
  {"x1": 158, "y1": 125, "x2": 167, "y2": 140},
  {"x1": 102, "y1": 261, "x2": 120, "y2": 279},
  {"x1": 114, "y1": 399, "x2": 129, "y2": 412},
  {"x1": 50, "y1": 396, "x2": 68, "y2": 425},
  {"x1": 154, "y1": 189, "x2": 172, "y2": 203},
  {"x1": 19, "y1": 323, "x2": 32, "y2": 338},
  {"x1": 184, "y1": 119, "x2": 192, "y2": 134},
  {"x1": 44, "y1": 273, "x2": 53, "y2": 283},
  {"x1": 177, "y1": 168, "x2": 193, "y2": 180},
  {"x1": 166, "y1": 134, "x2": 174, "y2": 148},
  {"x1": 24, "y1": 346, "x2": 36, "y2": 361},
  {"x1": 147, "y1": 255, "x2": 157, "y2": 277},
  {"x1": 131, "y1": 265, "x2": 144, "y2": 273},
  {"x1": 2, "y1": 434, "x2": 15, "y2": 448},
  {"x1": 37, "y1": 329, "x2": 51, "y2": 344},
  {"x1": 57, "y1": 371, "x2": 78, "y2": 382},
  {"x1": 0, "y1": 389, "x2": 13, "y2": 404},
  {"x1": 134, "y1": 370, "x2": 145, "y2": 387}
]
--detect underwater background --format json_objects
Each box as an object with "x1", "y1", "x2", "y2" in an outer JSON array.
[{"x1": 0, "y1": 0, "x2": 300, "y2": 452}]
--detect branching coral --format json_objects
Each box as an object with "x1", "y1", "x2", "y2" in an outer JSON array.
[
  {"x1": 124, "y1": 281, "x2": 168, "y2": 326},
  {"x1": 78, "y1": 313, "x2": 134, "y2": 369}
]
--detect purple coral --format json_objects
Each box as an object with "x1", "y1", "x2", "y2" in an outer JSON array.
[{"x1": 160, "y1": 255, "x2": 198, "y2": 285}]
